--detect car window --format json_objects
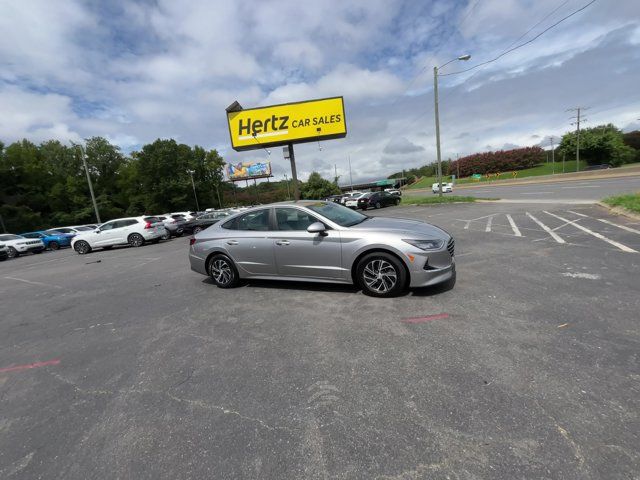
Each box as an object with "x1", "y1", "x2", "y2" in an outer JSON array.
[
  {"x1": 306, "y1": 202, "x2": 368, "y2": 227},
  {"x1": 45, "y1": 230, "x2": 64, "y2": 235},
  {"x1": 143, "y1": 216, "x2": 160, "y2": 223},
  {"x1": 100, "y1": 221, "x2": 116, "y2": 231},
  {"x1": 0, "y1": 234, "x2": 23, "y2": 241},
  {"x1": 74, "y1": 226, "x2": 93, "y2": 231},
  {"x1": 275, "y1": 208, "x2": 320, "y2": 231},
  {"x1": 222, "y1": 209, "x2": 271, "y2": 231},
  {"x1": 22, "y1": 233, "x2": 38, "y2": 238}
]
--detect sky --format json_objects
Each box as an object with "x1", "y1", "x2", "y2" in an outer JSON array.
[{"x1": 1, "y1": 0, "x2": 639, "y2": 184}]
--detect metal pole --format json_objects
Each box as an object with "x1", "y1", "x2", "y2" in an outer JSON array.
[
  {"x1": 284, "y1": 173, "x2": 291, "y2": 199},
  {"x1": 348, "y1": 155, "x2": 353, "y2": 191},
  {"x1": 562, "y1": 152, "x2": 566, "y2": 173},
  {"x1": 433, "y1": 66, "x2": 443, "y2": 197},
  {"x1": 188, "y1": 170, "x2": 200, "y2": 211},
  {"x1": 215, "y1": 182, "x2": 223, "y2": 208},
  {"x1": 253, "y1": 178, "x2": 260, "y2": 204},
  {"x1": 551, "y1": 137, "x2": 555, "y2": 175},
  {"x1": 288, "y1": 143, "x2": 300, "y2": 200},
  {"x1": 576, "y1": 108, "x2": 581, "y2": 172},
  {"x1": 78, "y1": 145, "x2": 101, "y2": 223}
]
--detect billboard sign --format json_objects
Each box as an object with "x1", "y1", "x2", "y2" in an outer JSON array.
[
  {"x1": 226, "y1": 97, "x2": 347, "y2": 151},
  {"x1": 226, "y1": 161, "x2": 272, "y2": 181}
]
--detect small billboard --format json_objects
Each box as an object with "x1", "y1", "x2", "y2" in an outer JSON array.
[
  {"x1": 226, "y1": 161, "x2": 272, "y2": 181},
  {"x1": 226, "y1": 97, "x2": 347, "y2": 152}
]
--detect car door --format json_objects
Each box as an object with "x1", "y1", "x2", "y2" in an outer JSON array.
[
  {"x1": 93, "y1": 221, "x2": 119, "y2": 246},
  {"x1": 221, "y1": 209, "x2": 278, "y2": 275},
  {"x1": 114, "y1": 219, "x2": 138, "y2": 244},
  {"x1": 273, "y1": 207, "x2": 344, "y2": 280}
]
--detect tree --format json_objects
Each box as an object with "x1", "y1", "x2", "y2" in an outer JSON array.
[
  {"x1": 301, "y1": 172, "x2": 340, "y2": 199},
  {"x1": 558, "y1": 124, "x2": 635, "y2": 167}
]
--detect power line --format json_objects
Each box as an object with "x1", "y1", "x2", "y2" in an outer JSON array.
[{"x1": 440, "y1": 0, "x2": 598, "y2": 76}]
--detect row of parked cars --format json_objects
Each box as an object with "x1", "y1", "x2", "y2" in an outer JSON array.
[
  {"x1": 325, "y1": 189, "x2": 402, "y2": 210},
  {"x1": 0, "y1": 209, "x2": 242, "y2": 260}
]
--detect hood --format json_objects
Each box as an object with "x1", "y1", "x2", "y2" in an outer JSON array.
[{"x1": 349, "y1": 216, "x2": 450, "y2": 239}]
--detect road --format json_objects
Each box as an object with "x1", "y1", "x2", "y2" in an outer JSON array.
[
  {"x1": 1, "y1": 203, "x2": 639, "y2": 479},
  {"x1": 405, "y1": 175, "x2": 640, "y2": 202}
]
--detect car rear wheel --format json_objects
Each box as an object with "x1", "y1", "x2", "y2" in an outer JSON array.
[
  {"x1": 161, "y1": 231, "x2": 171, "y2": 240},
  {"x1": 7, "y1": 247, "x2": 19, "y2": 258},
  {"x1": 128, "y1": 233, "x2": 145, "y2": 247},
  {"x1": 374, "y1": 201, "x2": 381, "y2": 209},
  {"x1": 49, "y1": 241, "x2": 60, "y2": 250},
  {"x1": 74, "y1": 241, "x2": 91, "y2": 255},
  {"x1": 356, "y1": 252, "x2": 407, "y2": 298},
  {"x1": 193, "y1": 226, "x2": 203, "y2": 234},
  {"x1": 208, "y1": 254, "x2": 240, "y2": 289}
]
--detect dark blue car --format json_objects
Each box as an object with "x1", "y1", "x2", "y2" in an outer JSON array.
[{"x1": 20, "y1": 230, "x2": 74, "y2": 250}]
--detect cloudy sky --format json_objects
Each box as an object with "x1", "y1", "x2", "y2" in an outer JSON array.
[{"x1": 1, "y1": 0, "x2": 639, "y2": 183}]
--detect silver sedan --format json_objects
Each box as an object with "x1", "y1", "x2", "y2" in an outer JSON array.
[{"x1": 189, "y1": 201, "x2": 455, "y2": 297}]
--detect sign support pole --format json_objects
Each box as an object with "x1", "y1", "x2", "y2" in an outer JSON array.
[{"x1": 288, "y1": 143, "x2": 300, "y2": 200}]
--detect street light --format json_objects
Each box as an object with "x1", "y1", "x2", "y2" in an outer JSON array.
[
  {"x1": 187, "y1": 169, "x2": 200, "y2": 211},
  {"x1": 434, "y1": 54, "x2": 471, "y2": 197}
]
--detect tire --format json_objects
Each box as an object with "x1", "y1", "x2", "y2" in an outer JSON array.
[
  {"x1": 74, "y1": 241, "x2": 91, "y2": 255},
  {"x1": 374, "y1": 202, "x2": 381, "y2": 209},
  {"x1": 176, "y1": 229, "x2": 184, "y2": 237},
  {"x1": 208, "y1": 254, "x2": 240, "y2": 289},
  {"x1": 161, "y1": 231, "x2": 171, "y2": 241},
  {"x1": 356, "y1": 252, "x2": 407, "y2": 298},
  {"x1": 7, "y1": 247, "x2": 19, "y2": 258},
  {"x1": 395, "y1": 199, "x2": 400, "y2": 206},
  {"x1": 128, "y1": 233, "x2": 145, "y2": 247},
  {"x1": 49, "y1": 241, "x2": 60, "y2": 251},
  {"x1": 193, "y1": 226, "x2": 203, "y2": 234}
]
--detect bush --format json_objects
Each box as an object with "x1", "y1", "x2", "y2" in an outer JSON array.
[{"x1": 448, "y1": 147, "x2": 544, "y2": 177}]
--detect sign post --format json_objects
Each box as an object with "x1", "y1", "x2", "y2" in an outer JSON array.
[{"x1": 287, "y1": 143, "x2": 300, "y2": 200}]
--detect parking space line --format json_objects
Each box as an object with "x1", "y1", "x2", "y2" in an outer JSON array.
[
  {"x1": 462, "y1": 214, "x2": 497, "y2": 230},
  {"x1": 4, "y1": 276, "x2": 63, "y2": 289},
  {"x1": 543, "y1": 211, "x2": 637, "y2": 253},
  {"x1": 596, "y1": 218, "x2": 640, "y2": 235},
  {"x1": 485, "y1": 216, "x2": 493, "y2": 232},
  {"x1": 526, "y1": 212, "x2": 566, "y2": 244},
  {"x1": 505, "y1": 214, "x2": 522, "y2": 236},
  {"x1": 567, "y1": 210, "x2": 589, "y2": 217}
]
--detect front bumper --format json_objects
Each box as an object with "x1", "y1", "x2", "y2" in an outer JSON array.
[
  {"x1": 409, "y1": 260, "x2": 455, "y2": 287},
  {"x1": 16, "y1": 244, "x2": 45, "y2": 252}
]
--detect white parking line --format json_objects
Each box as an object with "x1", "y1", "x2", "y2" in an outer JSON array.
[
  {"x1": 596, "y1": 218, "x2": 640, "y2": 235},
  {"x1": 505, "y1": 214, "x2": 522, "y2": 237},
  {"x1": 526, "y1": 212, "x2": 566, "y2": 244},
  {"x1": 4, "y1": 276, "x2": 63, "y2": 289},
  {"x1": 543, "y1": 211, "x2": 637, "y2": 253},
  {"x1": 485, "y1": 216, "x2": 493, "y2": 232},
  {"x1": 462, "y1": 214, "x2": 497, "y2": 230},
  {"x1": 520, "y1": 192, "x2": 553, "y2": 195},
  {"x1": 567, "y1": 210, "x2": 589, "y2": 217}
]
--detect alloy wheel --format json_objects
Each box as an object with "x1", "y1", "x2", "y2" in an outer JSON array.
[
  {"x1": 211, "y1": 259, "x2": 233, "y2": 286},
  {"x1": 129, "y1": 234, "x2": 144, "y2": 247},
  {"x1": 362, "y1": 259, "x2": 397, "y2": 294}
]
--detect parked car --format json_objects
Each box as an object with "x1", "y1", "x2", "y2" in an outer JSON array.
[
  {"x1": 170, "y1": 211, "x2": 198, "y2": 222},
  {"x1": 345, "y1": 192, "x2": 368, "y2": 208},
  {"x1": 49, "y1": 226, "x2": 95, "y2": 235},
  {"x1": 156, "y1": 215, "x2": 186, "y2": 239},
  {"x1": 71, "y1": 216, "x2": 166, "y2": 254},
  {"x1": 432, "y1": 182, "x2": 453, "y2": 193},
  {"x1": 0, "y1": 234, "x2": 46, "y2": 258},
  {"x1": 0, "y1": 242, "x2": 8, "y2": 261},
  {"x1": 357, "y1": 191, "x2": 401, "y2": 210},
  {"x1": 385, "y1": 189, "x2": 402, "y2": 196},
  {"x1": 20, "y1": 230, "x2": 73, "y2": 250},
  {"x1": 189, "y1": 201, "x2": 455, "y2": 298},
  {"x1": 340, "y1": 192, "x2": 363, "y2": 205},
  {"x1": 184, "y1": 211, "x2": 231, "y2": 234}
]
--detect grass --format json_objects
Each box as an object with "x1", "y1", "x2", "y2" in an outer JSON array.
[
  {"x1": 602, "y1": 192, "x2": 640, "y2": 214},
  {"x1": 406, "y1": 160, "x2": 588, "y2": 189},
  {"x1": 401, "y1": 195, "x2": 479, "y2": 205}
]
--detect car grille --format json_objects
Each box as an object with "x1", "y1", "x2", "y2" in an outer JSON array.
[
  {"x1": 447, "y1": 238, "x2": 455, "y2": 257},
  {"x1": 26, "y1": 240, "x2": 41, "y2": 245}
]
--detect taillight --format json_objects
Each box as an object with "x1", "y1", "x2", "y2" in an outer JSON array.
[
  {"x1": 189, "y1": 238, "x2": 197, "y2": 246},
  {"x1": 171, "y1": 219, "x2": 177, "y2": 224},
  {"x1": 144, "y1": 222, "x2": 153, "y2": 229}
]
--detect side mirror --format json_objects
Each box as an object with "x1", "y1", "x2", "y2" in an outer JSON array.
[
  {"x1": 307, "y1": 222, "x2": 327, "y2": 235},
  {"x1": 95, "y1": 229, "x2": 101, "y2": 233}
]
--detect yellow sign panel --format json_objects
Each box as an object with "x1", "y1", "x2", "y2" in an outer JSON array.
[{"x1": 227, "y1": 97, "x2": 347, "y2": 151}]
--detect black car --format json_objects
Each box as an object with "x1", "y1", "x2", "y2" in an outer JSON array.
[
  {"x1": 183, "y1": 211, "x2": 232, "y2": 234},
  {"x1": 357, "y1": 191, "x2": 401, "y2": 210}
]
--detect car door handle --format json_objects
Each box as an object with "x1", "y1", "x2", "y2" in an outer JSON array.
[
  {"x1": 226, "y1": 240, "x2": 239, "y2": 245},
  {"x1": 275, "y1": 240, "x2": 290, "y2": 246}
]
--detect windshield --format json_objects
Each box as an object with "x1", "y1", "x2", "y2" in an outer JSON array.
[
  {"x1": 306, "y1": 202, "x2": 368, "y2": 227},
  {"x1": 45, "y1": 230, "x2": 64, "y2": 235},
  {"x1": 0, "y1": 234, "x2": 23, "y2": 241},
  {"x1": 74, "y1": 226, "x2": 93, "y2": 231}
]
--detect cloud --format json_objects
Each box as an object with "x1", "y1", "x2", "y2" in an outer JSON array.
[{"x1": 383, "y1": 137, "x2": 425, "y2": 155}]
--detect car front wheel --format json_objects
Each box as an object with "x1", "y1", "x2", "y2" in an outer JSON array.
[
  {"x1": 74, "y1": 241, "x2": 91, "y2": 255},
  {"x1": 356, "y1": 252, "x2": 407, "y2": 298},
  {"x1": 128, "y1": 233, "x2": 145, "y2": 247},
  {"x1": 208, "y1": 254, "x2": 240, "y2": 289},
  {"x1": 49, "y1": 241, "x2": 60, "y2": 250},
  {"x1": 7, "y1": 247, "x2": 19, "y2": 258}
]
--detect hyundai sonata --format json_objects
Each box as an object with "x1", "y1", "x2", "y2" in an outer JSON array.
[{"x1": 189, "y1": 201, "x2": 455, "y2": 297}]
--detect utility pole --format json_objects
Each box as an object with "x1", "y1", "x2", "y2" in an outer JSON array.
[
  {"x1": 348, "y1": 155, "x2": 354, "y2": 192},
  {"x1": 0, "y1": 214, "x2": 6, "y2": 233},
  {"x1": 562, "y1": 152, "x2": 566, "y2": 174},
  {"x1": 433, "y1": 66, "x2": 443, "y2": 197},
  {"x1": 76, "y1": 145, "x2": 101, "y2": 223},
  {"x1": 187, "y1": 169, "x2": 200, "y2": 210},
  {"x1": 568, "y1": 107, "x2": 589, "y2": 172},
  {"x1": 282, "y1": 145, "x2": 300, "y2": 200},
  {"x1": 284, "y1": 173, "x2": 291, "y2": 199},
  {"x1": 550, "y1": 137, "x2": 555, "y2": 174},
  {"x1": 456, "y1": 154, "x2": 460, "y2": 183},
  {"x1": 334, "y1": 164, "x2": 339, "y2": 185}
]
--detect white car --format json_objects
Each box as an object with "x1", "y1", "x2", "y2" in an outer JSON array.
[
  {"x1": 340, "y1": 192, "x2": 362, "y2": 205},
  {"x1": 0, "y1": 234, "x2": 46, "y2": 258},
  {"x1": 432, "y1": 182, "x2": 453, "y2": 194},
  {"x1": 345, "y1": 192, "x2": 368, "y2": 208},
  {"x1": 0, "y1": 242, "x2": 8, "y2": 261},
  {"x1": 170, "y1": 211, "x2": 198, "y2": 222},
  {"x1": 71, "y1": 216, "x2": 167, "y2": 254}
]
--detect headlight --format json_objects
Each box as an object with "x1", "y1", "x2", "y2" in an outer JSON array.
[{"x1": 402, "y1": 238, "x2": 444, "y2": 250}]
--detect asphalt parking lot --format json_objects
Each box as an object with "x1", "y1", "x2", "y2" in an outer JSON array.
[{"x1": 1, "y1": 203, "x2": 639, "y2": 479}]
